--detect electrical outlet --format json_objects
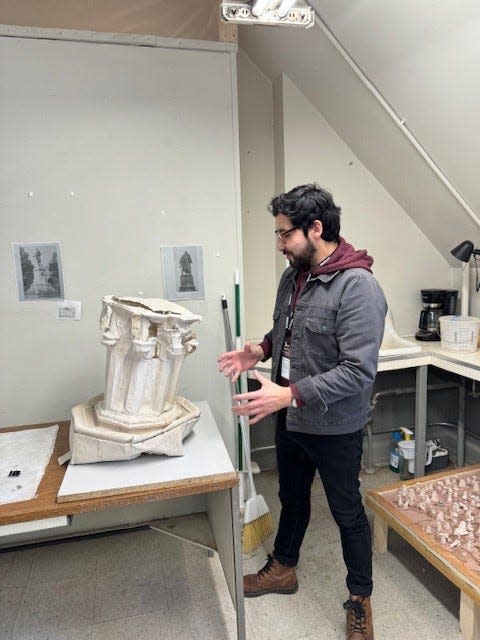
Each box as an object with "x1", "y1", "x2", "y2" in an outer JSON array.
[{"x1": 57, "y1": 300, "x2": 81, "y2": 321}]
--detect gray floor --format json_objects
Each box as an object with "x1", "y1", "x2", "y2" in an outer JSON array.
[{"x1": 0, "y1": 467, "x2": 462, "y2": 640}]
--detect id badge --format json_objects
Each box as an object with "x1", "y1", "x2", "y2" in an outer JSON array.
[{"x1": 281, "y1": 356, "x2": 291, "y2": 380}]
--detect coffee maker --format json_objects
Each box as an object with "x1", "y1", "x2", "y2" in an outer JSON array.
[{"x1": 415, "y1": 289, "x2": 458, "y2": 341}]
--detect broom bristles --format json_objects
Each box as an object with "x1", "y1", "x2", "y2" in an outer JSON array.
[{"x1": 242, "y1": 511, "x2": 275, "y2": 554}]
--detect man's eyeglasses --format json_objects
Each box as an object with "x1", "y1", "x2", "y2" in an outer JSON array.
[{"x1": 274, "y1": 226, "x2": 300, "y2": 243}]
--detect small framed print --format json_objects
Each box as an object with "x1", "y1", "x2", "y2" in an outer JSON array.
[
  {"x1": 161, "y1": 245, "x2": 205, "y2": 301},
  {"x1": 12, "y1": 242, "x2": 65, "y2": 302}
]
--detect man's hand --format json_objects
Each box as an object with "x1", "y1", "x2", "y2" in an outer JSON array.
[
  {"x1": 217, "y1": 343, "x2": 264, "y2": 383},
  {"x1": 232, "y1": 371, "x2": 292, "y2": 425}
]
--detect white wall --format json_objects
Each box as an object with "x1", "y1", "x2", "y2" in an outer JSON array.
[
  {"x1": 278, "y1": 74, "x2": 453, "y2": 334},
  {"x1": 0, "y1": 36, "x2": 240, "y2": 463},
  {"x1": 237, "y1": 50, "x2": 276, "y2": 341}
]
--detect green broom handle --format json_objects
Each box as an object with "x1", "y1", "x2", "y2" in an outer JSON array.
[
  {"x1": 234, "y1": 270, "x2": 244, "y2": 470},
  {"x1": 221, "y1": 293, "x2": 243, "y2": 472},
  {"x1": 235, "y1": 282, "x2": 241, "y2": 350}
]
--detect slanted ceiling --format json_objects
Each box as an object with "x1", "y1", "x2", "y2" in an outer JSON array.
[{"x1": 240, "y1": 1, "x2": 480, "y2": 264}]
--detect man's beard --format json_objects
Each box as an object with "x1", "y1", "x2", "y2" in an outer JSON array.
[{"x1": 284, "y1": 240, "x2": 316, "y2": 271}]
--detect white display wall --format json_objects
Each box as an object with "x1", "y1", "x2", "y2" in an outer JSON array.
[{"x1": 0, "y1": 34, "x2": 241, "y2": 464}]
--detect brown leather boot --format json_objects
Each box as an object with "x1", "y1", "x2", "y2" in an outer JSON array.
[
  {"x1": 343, "y1": 595, "x2": 374, "y2": 640},
  {"x1": 244, "y1": 554, "x2": 298, "y2": 597}
]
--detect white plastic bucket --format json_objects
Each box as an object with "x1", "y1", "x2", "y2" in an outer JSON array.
[
  {"x1": 398, "y1": 441, "x2": 416, "y2": 473},
  {"x1": 398, "y1": 440, "x2": 432, "y2": 474},
  {"x1": 439, "y1": 315, "x2": 480, "y2": 353}
]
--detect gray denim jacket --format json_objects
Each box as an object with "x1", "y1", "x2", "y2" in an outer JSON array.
[{"x1": 266, "y1": 266, "x2": 387, "y2": 435}]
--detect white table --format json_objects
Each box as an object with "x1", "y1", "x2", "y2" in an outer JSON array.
[
  {"x1": 254, "y1": 342, "x2": 480, "y2": 477},
  {"x1": 378, "y1": 341, "x2": 480, "y2": 476}
]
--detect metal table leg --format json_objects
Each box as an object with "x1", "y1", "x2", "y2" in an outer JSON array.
[
  {"x1": 206, "y1": 486, "x2": 245, "y2": 640},
  {"x1": 414, "y1": 365, "x2": 428, "y2": 477},
  {"x1": 230, "y1": 486, "x2": 246, "y2": 640},
  {"x1": 458, "y1": 378, "x2": 466, "y2": 467}
]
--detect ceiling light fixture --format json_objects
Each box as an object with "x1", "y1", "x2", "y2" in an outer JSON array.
[
  {"x1": 221, "y1": 0, "x2": 314, "y2": 28},
  {"x1": 277, "y1": 0, "x2": 297, "y2": 18}
]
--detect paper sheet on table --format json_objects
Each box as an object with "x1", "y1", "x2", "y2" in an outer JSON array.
[{"x1": 0, "y1": 425, "x2": 58, "y2": 505}]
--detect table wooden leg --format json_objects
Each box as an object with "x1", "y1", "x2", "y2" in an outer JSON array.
[
  {"x1": 460, "y1": 591, "x2": 480, "y2": 640},
  {"x1": 373, "y1": 514, "x2": 388, "y2": 553}
]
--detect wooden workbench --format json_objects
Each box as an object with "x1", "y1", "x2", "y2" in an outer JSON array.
[
  {"x1": 366, "y1": 465, "x2": 480, "y2": 640},
  {"x1": 0, "y1": 421, "x2": 236, "y2": 525}
]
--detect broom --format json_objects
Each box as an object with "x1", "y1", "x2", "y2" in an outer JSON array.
[
  {"x1": 221, "y1": 293, "x2": 274, "y2": 553},
  {"x1": 237, "y1": 412, "x2": 274, "y2": 553}
]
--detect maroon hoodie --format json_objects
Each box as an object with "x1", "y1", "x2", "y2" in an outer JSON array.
[
  {"x1": 290, "y1": 237, "x2": 373, "y2": 309},
  {"x1": 312, "y1": 236, "x2": 373, "y2": 274}
]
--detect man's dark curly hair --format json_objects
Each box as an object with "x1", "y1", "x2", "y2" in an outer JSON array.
[{"x1": 269, "y1": 183, "x2": 341, "y2": 242}]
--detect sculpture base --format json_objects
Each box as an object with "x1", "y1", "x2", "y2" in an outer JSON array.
[
  {"x1": 69, "y1": 394, "x2": 200, "y2": 464},
  {"x1": 95, "y1": 399, "x2": 182, "y2": 429}
]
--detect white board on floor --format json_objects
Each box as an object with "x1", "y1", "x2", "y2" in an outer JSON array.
[{"x1": 57, "y1": 402, "x2": 235, "y2": 501}]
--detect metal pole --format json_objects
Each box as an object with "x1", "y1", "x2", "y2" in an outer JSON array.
[
  {"x1": 414, "y1": 365, "x2": 428, "y2": 477},
  {"x1": 457, "y1": 378, "x2": 466, "y2": 467}
]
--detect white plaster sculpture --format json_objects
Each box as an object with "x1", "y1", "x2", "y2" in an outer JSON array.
[{"x1": 69, "y1": 296, "x2": 202, "y2": 464}]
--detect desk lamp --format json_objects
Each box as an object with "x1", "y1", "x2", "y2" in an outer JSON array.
[{"x1": 450, "y1": 240, "x2": 480, "y2": 316}]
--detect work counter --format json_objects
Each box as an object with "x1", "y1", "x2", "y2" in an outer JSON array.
[{"x1": 252, "y1": 339, "x2": 480, "y2": 476}]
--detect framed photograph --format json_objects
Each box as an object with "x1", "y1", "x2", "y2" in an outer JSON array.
[
  {"x1": 161, "y1": 245, "x2": 205, "y2": 301},
  {"x1": 12, "y1": 242, "x2": 65, "y2": 302}
]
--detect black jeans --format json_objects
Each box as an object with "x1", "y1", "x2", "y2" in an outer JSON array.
[{"x1": 273, "y1": 410, "x2": 372, "y2": 597}]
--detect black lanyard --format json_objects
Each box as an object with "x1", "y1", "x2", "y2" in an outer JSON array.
[{"x1": 286, "y1": 292, "x2": 294, "y2": 332}]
